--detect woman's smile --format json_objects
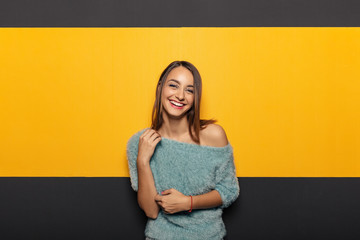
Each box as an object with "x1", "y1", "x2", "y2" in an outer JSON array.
[{"x1": 169, "y1": 99, "x2": 186, "y2": 109}]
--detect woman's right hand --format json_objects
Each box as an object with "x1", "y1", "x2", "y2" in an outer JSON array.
[{"x1": 137, "y1": 128, "x2": 162, "y2": 165}]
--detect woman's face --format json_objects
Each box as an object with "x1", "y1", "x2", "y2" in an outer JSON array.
[{"x1": 161, "y1": 66, "x2": 195, "y2": 119}]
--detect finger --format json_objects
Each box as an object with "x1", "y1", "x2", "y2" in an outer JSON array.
[
  {"x1": 165, "y1": 210, "x2": 173, "y2": 214},
  {"x1": 150, "y1": 132, "x2": 162, "y2": 143},
  {"x1": 148, "y1": 129, "x2": 156, "y2": 138},
  {"x1": 143, "y1": 129, "x2": 157, "y2": 142},
  {"x1": 147, "y1": 130, "x2": 156, "y2": 139},
  {"x1": 154, "y1": 133, "x2": 161, "y2": 144},
  {"x1": 154, "y1": 196, "x2": 162, "y2": 202},
  {"x1": 149, "y1": 130, "x2": 160, "y2": 141},
  {"x1": 161, "y1": 189, "x2": 171, "y2": 195},
  {"x1": 154, "y1": 195, "x2": 161, "y2": 202},
  {"x1": 140, "y1": 129, "x2": 152, "y2": 139}
]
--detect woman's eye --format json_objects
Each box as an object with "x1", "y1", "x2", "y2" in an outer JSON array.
[
  {"x1": 169, "y1": 84, "x2": 177, "y2": 88},
  {"x1": 187, "y1": 89, "x2": 194, "y2": 93}
]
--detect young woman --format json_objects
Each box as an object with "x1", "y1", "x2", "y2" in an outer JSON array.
[{"x1": 126, "y1": 60, "x2": 240, "y2": 240}]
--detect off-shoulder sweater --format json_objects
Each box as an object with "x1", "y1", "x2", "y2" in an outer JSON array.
[{"x1": 126, "y1": 128, "x2": 240, "y2": 240}]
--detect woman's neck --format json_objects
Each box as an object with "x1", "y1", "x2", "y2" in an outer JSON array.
[{"x1": 158, "y1": 113, "x2": 192, "y2": 140}]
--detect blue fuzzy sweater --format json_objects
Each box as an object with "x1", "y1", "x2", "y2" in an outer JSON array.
[{"x1": 126, "y1": 128, "x2": 240, "y2": 240}]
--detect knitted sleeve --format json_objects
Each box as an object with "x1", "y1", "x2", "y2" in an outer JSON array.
[
  {"x1": 126, "y1": 131, "x2": 141, "y2": 192},
  {"x1": 214, "y1": 148, "x2": 240, "y2": 209}
]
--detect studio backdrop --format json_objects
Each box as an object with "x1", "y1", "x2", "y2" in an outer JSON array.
[{"x1": 0, "y1": 0, "x2": 359, "y2": 239}]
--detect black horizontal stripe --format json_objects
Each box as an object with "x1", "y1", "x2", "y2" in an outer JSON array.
[
  {"x1": 0, "y1": 177, "x2": 359, "y2": 239},
  {"x1": 0, "y1": 0, "x2": 360, "y2": 27}
]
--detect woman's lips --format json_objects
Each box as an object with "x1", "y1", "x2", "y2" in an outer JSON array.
[{"x1": 169, "y1": 100, "x2": 185, "y2": 109}]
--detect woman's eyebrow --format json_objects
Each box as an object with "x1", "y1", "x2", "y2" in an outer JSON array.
[{"x1": 168, "y1": 79, "x2": 194, "y2": 87}]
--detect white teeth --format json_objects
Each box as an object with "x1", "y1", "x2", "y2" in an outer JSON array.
[{"x1": 170, "y1": 100, "x2": 184, "y2": 107}]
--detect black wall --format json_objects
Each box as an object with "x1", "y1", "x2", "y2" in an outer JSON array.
[{"x1": 1, "y1": 177, "x2": 359, "y2": 239}]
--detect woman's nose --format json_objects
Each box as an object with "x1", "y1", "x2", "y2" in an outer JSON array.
[{"x1": 175, "y1": 90, "x2": 185, "y2": 100}]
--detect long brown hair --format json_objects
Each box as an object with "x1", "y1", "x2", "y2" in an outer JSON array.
[{"x1": 151, "y1": 60, "x2": 217, "y2": 144}]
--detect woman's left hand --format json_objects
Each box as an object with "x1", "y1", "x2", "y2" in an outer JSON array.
[{"x1": 154, "y1": 188, "x2": 191, "y2": 214}]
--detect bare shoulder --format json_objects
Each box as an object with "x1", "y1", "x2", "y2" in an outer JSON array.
[{"x1": 200, "y1": 123, "x2": 229, "y2": 147}]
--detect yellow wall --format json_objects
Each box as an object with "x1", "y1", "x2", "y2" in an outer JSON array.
[{"x1": 1, "y1": 28, "x2": 359, "y2": 177}]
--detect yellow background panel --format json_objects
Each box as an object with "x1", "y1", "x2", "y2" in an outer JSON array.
[{"x1": 0, "y1": 28, "x2": 359, "y2": 177}]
